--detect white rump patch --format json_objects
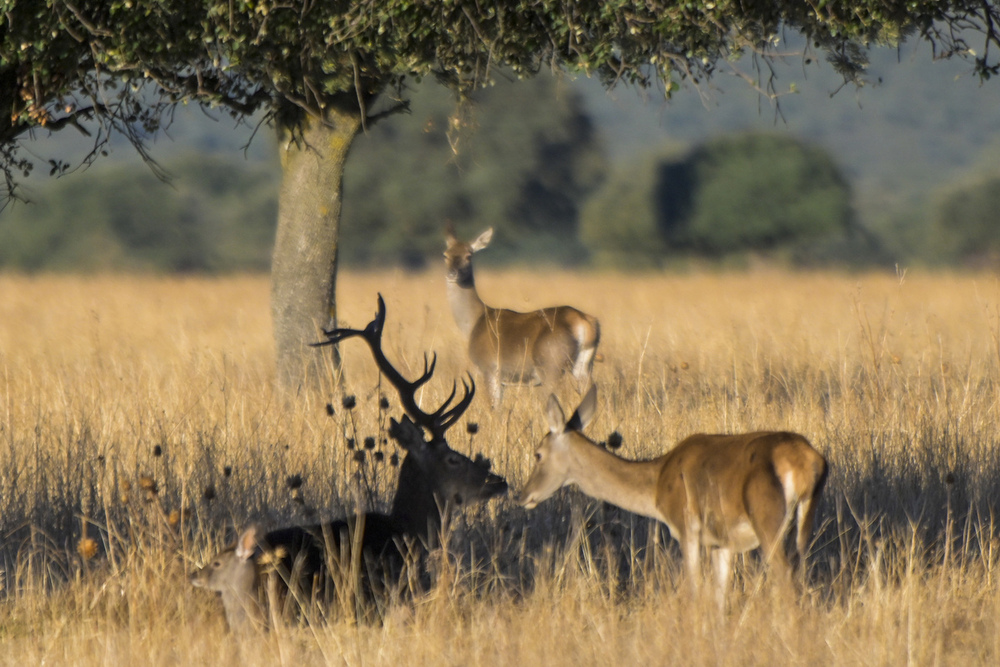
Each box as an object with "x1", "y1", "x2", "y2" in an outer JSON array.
[
  {"x1": 782, "y1": 470, "x2": 798, "y2": 506},
  {"x1": 572, "y1": 347, "x2": 595, "y2": 380}
]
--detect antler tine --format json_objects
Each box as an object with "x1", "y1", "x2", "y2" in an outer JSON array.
[
  {"x1": 432, "y1": 375, "x2": 476, "y2": 434},
  {"x1": 409, "y1": 352, "x2": 437, "y2": 390},
  {"x1": 311, "y1": 324, "x2": 366, "y2": 347},
  {"x1": 365, "y1": 293, "x2": 388, "y2": 338},
  {"x1": 311, "y1": 295, "x2": 387, "y2": 348},
  {"x1": 314, "y1": 295, "x2": 473, "y2": 435}
]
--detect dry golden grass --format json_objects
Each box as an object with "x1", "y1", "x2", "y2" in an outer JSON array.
[{"x1": 1, "y1": 268, "x2": 1000, "y2": 665}]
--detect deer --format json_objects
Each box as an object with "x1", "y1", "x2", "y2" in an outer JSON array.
[
  {"x1": 190, "y1": 295, "x2": 508, "y2": 632},
  {"x1": 517, "y1": 386, "x2": 828, "y2": 608},
  {"x1": 444, "y1": 226, "x2": 601, "y2": 406}
]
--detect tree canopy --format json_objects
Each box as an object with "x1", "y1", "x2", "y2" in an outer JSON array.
[{"x1": 4, "y1": 1, "x2": 1000, "y2": 193}]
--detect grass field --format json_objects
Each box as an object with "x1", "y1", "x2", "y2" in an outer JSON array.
[{"x1": 1, "y1": 268, "x2": 999, "y2": 665}]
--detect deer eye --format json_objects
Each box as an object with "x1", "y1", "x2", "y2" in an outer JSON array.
[{"x1": 534, "y1": 452, "x2": 542, "y2": 461}]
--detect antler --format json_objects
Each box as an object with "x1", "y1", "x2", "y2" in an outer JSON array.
[{"x1": 312, "y1": 294, "x2": 475, "y2": 438}]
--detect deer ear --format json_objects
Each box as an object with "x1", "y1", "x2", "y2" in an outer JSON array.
[
  {"x1": 235, "y1": 525, "x2": 260, "y2": 562},
  {"x1": 444, "y1": 221, "x2": 458, "y2": 247},
  {"x1": 546, "y1": 394, "x2": 566, "y2": 434},
  {"x1": 470, "y1": 228, "x2": 493, "y2": 252},
  {"x1": 567, "y1": 385, "x2": 597, "y2": 432}
]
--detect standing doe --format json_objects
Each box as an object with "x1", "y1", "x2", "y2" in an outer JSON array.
[
  {"x1": 518, "y1": 386, "x2": 828, "y2": 607},
  {"x1": 444, "y1": 226, "x2": 601, "y2": 406},
  {"x1": 190, "y1": 296, "x2": 508, "y2": 632}
]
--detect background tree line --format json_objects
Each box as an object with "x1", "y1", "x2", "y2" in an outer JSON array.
[{"x1": 2, "y1": 65, "x2": 999, "y2": 273}]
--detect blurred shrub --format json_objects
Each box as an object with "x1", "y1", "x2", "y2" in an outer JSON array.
[
  {"x1": 681, "y1": 134, "x2": 852, "y2": 254},
  {"x1": 929, "y1": 175, "x2": 1000, "y2": 268},
  {"x1": 581, "y1": 133, "x2": 862, "y2": 267},
  {"x1": 340, "y1": 73, "x2": 605, "y2": 268},
  {"x1": 0, "y1": 154, "x2": 277, "y2": 272},
  {"x1": 579, "y1": 152, "x2": 667, "y2": 269}
]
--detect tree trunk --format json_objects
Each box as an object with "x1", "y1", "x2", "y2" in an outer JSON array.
[{"x1": 272, "y1": 105, "x2": 361, "y2": 391}]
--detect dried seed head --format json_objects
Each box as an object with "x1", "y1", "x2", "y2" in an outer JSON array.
[
  {"x1": 286, "y1": 474, "x2": 303, "y2": 490},
  {"x1": 223, "y1": 466, "x2": 232, "y2": 478},
  {"x1": 390, "y1": 453, "x2": 400, "y2": 467},
  {"x1": 259, "y1": 546, "x2": 288, "y2": 570},
  {"x1": 139, "y1": 475, "x2": 158, "y2": 494},
  {"x1": 77, "y1": 537, "x2": 99, "y2": 561},
  {"x1": 379, "y1": 396, "x2": 390, "y2": 410},
  {"x1": 168, "y1": 509, "x2": 190, "y2": 527},
  {"x1": 202, "y1": 485, "x2": 216, "y2": 502},
  {"x1": 364, "y1": 437, "x2": 376, "y2": 450},
  {"x1": 374, "y1": 451, "x2": 384, "y2": 463},
  {"x1": 153, "y1": 444, "x2": 162, "y2": 457},
  {"x1": 342, "y1": 395, "x2": 356, "y2": 410},
  {"x1": 607, "y1": 431, "x2": 623, "y2": 450},
  {"x1": 346, "y1": 438, "x2": 356, "y2": 450},
  {"x1": 466, "y1": 422, "x2": 479, "y2": 435},
  {"x1": 353, "y1": 450, "x2": 366, "y2": 463},
  {"x1": 325, "y1": 403, "x2": 335, "y2": 416}
]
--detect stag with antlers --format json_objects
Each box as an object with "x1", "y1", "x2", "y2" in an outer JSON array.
[{"x1": 190, "y1": 295, "x2": 507, "y2": 631}]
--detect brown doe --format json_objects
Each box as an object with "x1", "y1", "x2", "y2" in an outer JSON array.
[
  {"x1": 518, "y1": 386, "x2": 828, "y2": 606},
  {"x1": 190, "y1": 296, "x2": 508, "y2": 632},
  {"x1": 444, "y1": 226, "x2": 601, "y2": 406}
]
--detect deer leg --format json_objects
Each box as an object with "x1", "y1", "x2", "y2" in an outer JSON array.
[
  {"x1": 711, "y1": 547, "x2": 734, "y2": 611},
  {"x1": 571, "y1": 346, "x2": 596, "y2": 391},
  {"x1": 679, "y1": 508, "x2": 705, "y2": 593},
  {"x1": 486, "y1": 370, "x2": 504, "y2": 407},
  {"x1": 745, "y1": 473, "x2": 793, "y2": 586},
  {"x1": 794, "y1": 491, "x2": 821, "y2": 581}
]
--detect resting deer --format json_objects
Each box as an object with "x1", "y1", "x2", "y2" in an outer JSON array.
[
  {"x1": 518, "y1": 386, "x2": 828, "y2": 607},
  {"x1": 190, "y1": 296, "x2": 508, "y2": 632},
  {"x1": 444, "y1": 226, "x2": 601, "y2": 406}
]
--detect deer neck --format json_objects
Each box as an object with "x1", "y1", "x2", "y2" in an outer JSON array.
[
  {"x1": 390, "y1": 456, "x2": 445, "y2": 547},
  {"x1": 221, "y1": 587, "x2": 264, "y2": 633},
  {"x1": 567, "y1": 439, "x2": 665, "y2": 522},
  {"x1": 446, "y1": 273, "x2": 486, "y2": 337}
]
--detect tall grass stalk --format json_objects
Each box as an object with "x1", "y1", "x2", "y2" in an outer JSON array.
[{"x1": 1, "y1": 269, "x2": 999, "y2": 664}]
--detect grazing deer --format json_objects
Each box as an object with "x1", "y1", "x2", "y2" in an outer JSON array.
[
  {"x1": 518, "y1": 386, "x2": 827, "y2": 607},
  {"x1": 444, "y1": 226, "x2": 601, "y2": 406},
  {"x1": 190, "y1": 296, "x2": 508, "y2": 632}
]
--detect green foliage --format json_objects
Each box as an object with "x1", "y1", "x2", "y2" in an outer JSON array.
[
  {"x1": 581, "y1": 133, "x2": 857, "y2": 266},
  {"x1": 579, "y1": 152, "x2": 668, "y2": 269},
  {"x1": 929, "y1": 176, "x2": 1000, "y2": 267},
  {"x1": 680, "y1": 134, "x2": 852, "y2": 255},
  {"x1": 2, "y1": 1, "x2": 998, "y2": 198},
  {"x1": 0, "y1": 155, "x2": 277, "y2": 272},
  {"x1": 340, "y1": 74, "x2": 604, "y2": 268}
]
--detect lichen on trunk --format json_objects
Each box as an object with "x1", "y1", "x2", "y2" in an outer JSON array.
[{"x1": 271, "y1": 104, "x2": 361, "y2": 391}]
